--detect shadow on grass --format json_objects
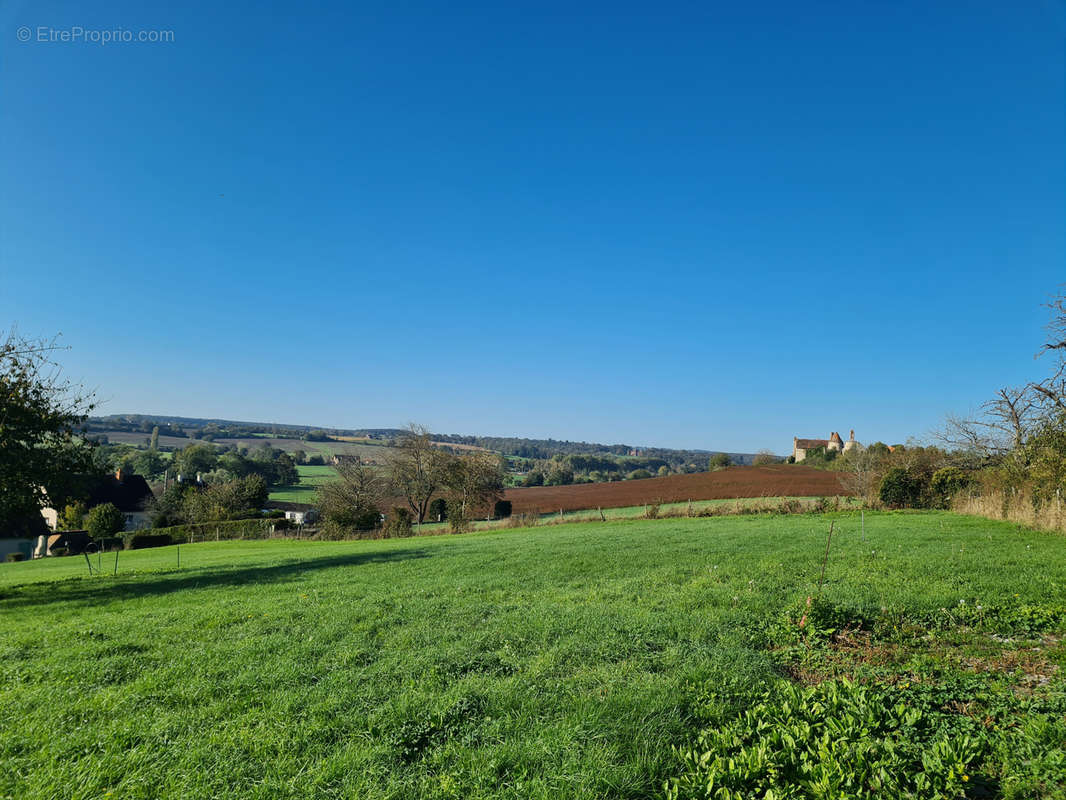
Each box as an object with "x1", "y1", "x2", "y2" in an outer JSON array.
[{"x1": 0, "y1": 548, "x2": 430, "y2": 610}]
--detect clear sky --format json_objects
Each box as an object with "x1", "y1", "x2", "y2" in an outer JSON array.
[{"x1": 1, "y1": 0, "x2": 1063, "y2": 452}]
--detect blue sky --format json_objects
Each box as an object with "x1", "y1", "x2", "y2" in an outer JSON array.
[{"x1": 1, "y1": 0, "x2": 1063, "y2": 452}]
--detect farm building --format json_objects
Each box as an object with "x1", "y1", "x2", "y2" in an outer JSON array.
[{"x1": 792, "y1": 430, "x2": 861, "y2": 462}]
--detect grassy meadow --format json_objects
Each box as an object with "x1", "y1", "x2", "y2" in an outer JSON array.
[
  {"x1": 268, "y1": 464, "x2": 339, "y2": 504},
  {"x1": 1, "y1": 512, "x2": 1064, "y2": 799}
]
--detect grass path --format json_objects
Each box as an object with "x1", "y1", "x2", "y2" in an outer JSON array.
[{"x1": 1, "y1": 511, "x2": 1064, "y2": 799}]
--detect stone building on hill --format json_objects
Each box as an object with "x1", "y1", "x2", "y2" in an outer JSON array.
[{"x1": 792, "y1": 430, "x2": 861, "y2": 462}]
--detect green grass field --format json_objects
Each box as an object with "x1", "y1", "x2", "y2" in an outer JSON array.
[
  {"x1": 268, "y1": 464, "x2": 339, "y2": 504},
  {"x1": 1, "y1": 512, "x2": 1064, "y2": 799}
]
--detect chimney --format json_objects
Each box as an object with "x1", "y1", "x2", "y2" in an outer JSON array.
[{"x1": 849, "y1": 429, "x2": 855, "y2": 441}]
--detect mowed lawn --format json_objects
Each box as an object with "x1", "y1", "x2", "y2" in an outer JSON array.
[
  {"x1": 268, "y1": 464, "x2": 339, "y2": 504},
  {"x1": 1, "y1": 512, "x2": 1064, "y2": 799}
]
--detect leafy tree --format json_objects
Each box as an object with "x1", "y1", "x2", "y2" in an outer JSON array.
[
  {"x1": 273, "y1": 453, "x2": 298, "y2": 486},
  {"x1": 929, "y1": 467, "x2": 973, "y2": 509},
  {"x1": 383, "y1": 506, "x2": 413, "y2": 538},
  {"x1": 85, "y1": 502, "x2": 125, "y2": 538},
  {"x1": 879, "y1": 468, "x2": 923, "y2": 509},
  {"x1": 320, "y1": 461, "x2": 383, "y2": 535},
  {"x1": 132, "y1": 448, "x2": 166, "y2": 479},
  {"x1": 429, "y1": 497, "x2": 447, "y2": 522},
  {"x1": 657, "y1": 465, "x2": 670, "y2": 477},
  {"x1": 59, "y1": 501, "x2": 86, "y2": 530},
  {"x1": 628, "y1": 469, "x2": 653, "y2": 480},
  {"x1": 440, "y1": 451, "x2": 504, "y2": 531},
  {"x1": 545, "y1": 461, "x2": 574, "y2": 486},
  {"x1": 523, "y1": 470, "x2": 545, "y2": 487},
  {"x1": 0, "y1": 331, "x2": 95, "y2": 535},
  {"x1": 708, "y1": 453, "x2": 731, "y2": 470},
  {"x1": 173, "y1": 444, "x2": 218, "y2": 479},
  {"x1": 182, "y1": 475, "x2": 268, "y2": 523},
  {"x1": 149, "y1": 426, "x2": 160, "y2": 451}
]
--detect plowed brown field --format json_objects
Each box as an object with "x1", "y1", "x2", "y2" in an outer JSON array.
[{"x1": 503, "y1": 465, "x2": 850, "y2": 514}]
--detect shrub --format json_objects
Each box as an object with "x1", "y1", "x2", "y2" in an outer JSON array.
[
  {"x1": 86, "y1": 503, "x2": 126, "y2": 538},
  {"x1": 429, "y1": 498, "x2": 447, "y2": 522},
  {"x1": 628, "y1": 469, "x2": 652, "y2": 480},
  {"x1": 59, "y1": 501, "x2": 86, "y2": 530},
  {"x1": 5, "y1": 552, "x2": 25, "y2": 562},
  {"x1": 492, "y1": 500, "x2": 512, "y2": 519},
  {"x1": 448, "y1": 504, "x2": 470, "y2": 534},
  {"x1": 929, "y1": 467, "x2": 973, "y2": 509},
  {"x1": 879, "y1": 467, "x2": 923, "y2": 508},
  {"x1": 123, "y1": 532, "x2": 172, "y2": 550},
  {"x1": 384, "y1": 507, "x2": 413, "y2": 538}
]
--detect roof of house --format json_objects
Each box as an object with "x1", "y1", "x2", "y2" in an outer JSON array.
[
  {"x1": 794, "y1": 438, "x2": 830, "y2": 450},
  {"x1": 265, "y1": 500, "x2": 316, "y2": 512},
  {"x1": 830, "y1": 432, "x2": 844, "y2": 445},
  {"x1": 87, "y1": 473, "x2": 154, "y2": 513}
]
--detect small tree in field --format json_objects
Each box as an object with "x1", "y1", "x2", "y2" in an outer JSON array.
[
  {"x1": 59, "y1": 501, "x2": 86, "y2": 530},
  {"x1": 85, "y1": 503, "x2": 125, "y2": 538},
  {"x1": 752, "y1": 450, "x2": 778, "y2": 466},
  {"x1": 879, "y1": 468, "x2": 923, "y2": 509},
  {"x1": 441, "y1": 451, "x2": 504, "y2": 532},
  {"x1": 388, "y1": 425, "x2": 450, "y2": 525},
  {"x1": 708, "y1": 453, "x2": 731, "y2": 470},
  {"x1": 319, "y1": 462, "x2": 383, "y2": 536}
]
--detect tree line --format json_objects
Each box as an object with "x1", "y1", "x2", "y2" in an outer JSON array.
[{"x1": 824, "y1": 288, "x2": 1066, "y2": 516}]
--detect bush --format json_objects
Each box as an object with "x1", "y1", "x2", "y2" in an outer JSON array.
[
  {"x1": 628, "y1": 469, "x2": 653, "y2": 480},
  {"x1": 124, "y1": 532, "x2": 173, "y2": 550},
  {"x1": 492, "y1": 500, "x2": 512, "y2": 519},
  {"x1": 5, "y1": 552, "x2": 25, "y2": 562},
  {"x1": 429, "y1": 498, "x2": 447, "y2": 522},
  {"x1": 523, "y1": 471, "x2": 544, "y2": 487},
  {"x1": 384, "y1": 507, "x2": 413, "y2": 538},
  {"x1": 448, "y1": 504, "x2": 470, "y2": 534},
  {"x1": 929, "y1": 467, "x2": 973, "y2": 509},
  {"x1": 879, "y1": 467, "x2": 924, "y2": 508},
  {"x1": 86, "y1": 503, "x2": 126, "y2": 538}
]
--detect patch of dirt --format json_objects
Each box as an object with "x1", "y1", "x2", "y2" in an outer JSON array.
[{"x1": 504, "y1": 465, "x2": 850, "y2": 514}]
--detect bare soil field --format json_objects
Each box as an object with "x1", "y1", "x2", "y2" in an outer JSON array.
[{"x1": 504, "y1": 465, "x2": 849, "y2": 514}]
